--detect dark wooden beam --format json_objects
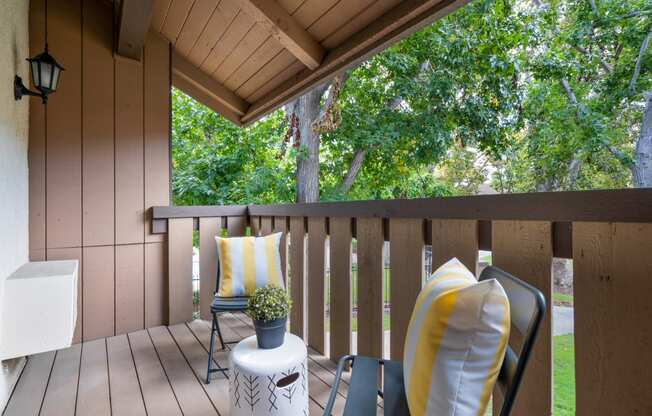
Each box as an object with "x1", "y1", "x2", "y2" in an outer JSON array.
[
  {"x1": 235, "y1": 0, "x2": 325, "y2": 70},
  {"x1": 241, "y1": 0, "x2": 471, "y2": 124},
  {"x1": 116, "y1": 0, "x2": 153, "y2": 61}
]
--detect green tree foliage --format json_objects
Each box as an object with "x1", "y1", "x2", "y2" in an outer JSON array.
[{"x1": 172, "y1": 0, "x2": 651, "y2": 205}]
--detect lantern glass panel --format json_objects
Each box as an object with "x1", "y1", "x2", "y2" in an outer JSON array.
[
  {"x1": 50, "y1": 66, "x2": 60, "y2": 91},
  {"x1": 30, "y1": 60, "x2": 40, "y2": 88},
  {"x1": 39, "y1": 62, "x2": 53, "y2": 91}
]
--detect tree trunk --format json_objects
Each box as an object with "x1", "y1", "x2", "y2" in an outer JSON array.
[
  {"x1": 286, "y1": 84, "x2": 329, "y2": 203},
  {"x1": 635, "y1": 92, "x2": 652, "y2": 187}
]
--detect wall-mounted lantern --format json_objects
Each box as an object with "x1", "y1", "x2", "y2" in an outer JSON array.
[{"x1": 14, "y1": 43, "x2": 64, "y2": 104}]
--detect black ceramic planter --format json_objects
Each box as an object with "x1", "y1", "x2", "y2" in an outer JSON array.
[{"x1": 254, "y1": 316, "x2": 287, "y2": 349}]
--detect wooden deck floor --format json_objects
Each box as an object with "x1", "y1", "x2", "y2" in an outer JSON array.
[{"x1": 4, "y1": 313, "x2": 353, "y2": 416}]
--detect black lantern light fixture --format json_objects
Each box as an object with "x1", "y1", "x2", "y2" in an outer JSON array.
[{"x1": 14, "y1": 0, "x2": 64, "y2": 104}]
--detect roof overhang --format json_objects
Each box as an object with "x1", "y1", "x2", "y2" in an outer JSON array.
[{"x1": 117, "y1": 0, "x2": 471, "y2": 125}]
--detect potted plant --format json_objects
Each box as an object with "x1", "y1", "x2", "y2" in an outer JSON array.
[{"x1": 247, "y1": 285, "x2": 292, "y2": 349}]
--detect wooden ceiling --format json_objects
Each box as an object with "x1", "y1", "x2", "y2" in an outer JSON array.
[{"x1": 119, "y1": 0, "x2": 470, "y2": 125}]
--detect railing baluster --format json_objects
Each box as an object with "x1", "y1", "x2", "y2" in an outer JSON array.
[
  {"x1": 226, "y1": 216, "x2": 247, "y2": 237},
  {"x1": 199, "y1": 217, "x2": 222, "y2": 321},
  {"x1": 261, "y1": 216, "x2": 273, "y2": 235},
  {"x1": 329, "y1": 217, "x2": 352, "y2": 364},
  {"x1": 492, "y1": 220, "x2": 553, "y2": 415},
  {"x1": 389, "y1": 218, "x2": 424, "y2": 361},
  {"x1": 573, "y1": 222, "x2": 652, "y2": 415},
  {"x1": 250, "y1": 215, "x2": 261, "y2": 236},
  {"x1": 356, "y1": 217, "x2": 385, "y2": 358},
  {"x1": 431, "y1": 219, "x2": 479, "y2": 275},
  {"x1": 168, "y1": 218, "x2": 194, "y2": 325},
  {"x1": 289, "y1": 217, "x2": 307, "y2": 339},
  {"x1": 307, "y1": 217, "x2": 327, "y2": 354}
]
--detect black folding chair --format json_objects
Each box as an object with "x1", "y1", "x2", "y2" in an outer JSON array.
[
  {"x1": 323, "y1": 265, "x2": 546, "y2": 416},
  {"x1": 205, "y1": 266, "x2": 249, "y2": 384}
]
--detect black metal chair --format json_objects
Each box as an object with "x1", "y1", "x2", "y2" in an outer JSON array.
[
  {"x1": 205, "y1": 265, "x2": 249, "y2": 384},
  {"x1": 323, "y1": 265, "x2": 547, "y2": 416}
]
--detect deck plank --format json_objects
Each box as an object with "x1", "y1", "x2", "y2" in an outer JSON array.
[
  {"x1": 147, "y1": 326, "x2": 218, "y2": 415},
  {"x1": 128, "y1": 329, "x2": 183, "y2": 416},
  {"x1": 107, "y1": 334, "x2": 147, "y2": 416},
  {"x1": 3, "y1": 351, "x2": 55, "y2": 416},
  {"x1": 167, "y1": 323, "x2": 230, "y2": 414},
  {"x1": 40, "y1": 344, "x2": 81, "y2": 416},
  {"x1": 76, "y1": 339, "x2": 111, "y2": 416}
]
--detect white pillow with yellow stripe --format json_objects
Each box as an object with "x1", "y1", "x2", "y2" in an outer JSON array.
[
  {"x1": 403, "y1": 258, "x2": 510, "y2": 416},
  {"x1": 215, "y1": 233, "x2": 285, "y2": 297}
]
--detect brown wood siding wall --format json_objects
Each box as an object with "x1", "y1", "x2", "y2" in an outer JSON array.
[{"x1": 28, "y1": 0, "x2": 171, "y2": 343}]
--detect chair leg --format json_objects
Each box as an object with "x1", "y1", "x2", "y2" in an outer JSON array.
[
  {"x1": 215, "y1": 313, "x2": 226, "y2": 350},
  {"x1": 206, "y1": 313, "x2": 217, "y2": 384}
]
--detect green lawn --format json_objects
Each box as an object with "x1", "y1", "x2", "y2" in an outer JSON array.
[
  {"x1": 554, "y1": 334, "x2": 576, "y2": 415},
  {"x1": 553, "y1": 292, "x2": 574, "y2": 305}
]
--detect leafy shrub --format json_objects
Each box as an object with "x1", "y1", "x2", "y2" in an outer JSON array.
[{"x1": 247, "y1": 285, "x2": 292, "y2": 322}]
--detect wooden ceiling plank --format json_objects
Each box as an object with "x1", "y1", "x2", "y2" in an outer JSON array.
[
  {"x1": 172, "y1": 51, "x2": 249, "y2": 116},
  {"x1": 151, "y1": 0, "x2": 172, "y2": 32},
  {"x1": 291, "y1": 0, "x2": 340, "y2": 30},
  {"x1": 242, "y1": 0, "x2": 470, "y2": 124},
  {"x1": 235, "y1": 0, "x2": 325, "y2": 69},
  {"x1": 247, "y1": 60, "x2": 305, "y2": 102},
  {"x1": 200, "y1": 10, "x2": 255, "y2": 74},
  {"x1": 223, "y1": 37, "x2": 283, "y2": 91},
  {"x1": 172, "y1": 74, "x2": 243, "y2": 125},
  {"x1": 235, "y1": 50, "x2": 296, "y2": 99},
  {"x1": 213, "y1": 23, "x2": 271, "y2": 83},
  {"x1": 186, "y1": 0, "x2": 239, "y2": 67},
  {"x1": 308, "y1": 0, "x2": 376, "y2": 42},
  {"x1": 161, "y1": 0, "x2": 195, "y2": 43},
  {"x1": 116, "y1": 0, "x2": 153, "y2": 61},
  {"x1": 322, "y1": 0, "x2": 401, "y2": 49},
  {"x1": 174, "y1": 0, "x2": 219, "y2": 56}
]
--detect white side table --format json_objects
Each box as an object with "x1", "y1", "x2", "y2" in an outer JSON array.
[{"x1": 229, "y1": 334, "x2": 309, "y2": 416}]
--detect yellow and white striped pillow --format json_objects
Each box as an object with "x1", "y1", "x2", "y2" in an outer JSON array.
[
  {"x1": 215, "y1": 233, "x2": 285, "y2": 297},
  {"x1": 403, "y1": 258, "x2": 510, "y2": 416}
]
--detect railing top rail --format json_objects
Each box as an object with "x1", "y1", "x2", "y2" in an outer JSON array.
[{"x1": 153, "y1": 188, "x2": 652, "y2": 223}]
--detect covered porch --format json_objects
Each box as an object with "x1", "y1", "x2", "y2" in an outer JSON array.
[{"x1": 1, "y1": 0, "x2": 652, "y2": 414}]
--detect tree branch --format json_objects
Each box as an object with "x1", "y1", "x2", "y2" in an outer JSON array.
[
  {"x1": 571, "y1": 44, "x2": 612, "y2": 73},
  {"x1": 337, "y1": 149, "x2": 367, "y2": 195},
  {"x1": 629, "y1": 30, "x2": 652, "y2": 94}
]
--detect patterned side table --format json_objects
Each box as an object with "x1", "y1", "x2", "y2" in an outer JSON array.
[{"x1": 229, "y1": 334, "x2": 309, "y2": 416}]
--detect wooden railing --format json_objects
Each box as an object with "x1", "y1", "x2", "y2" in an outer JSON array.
[{"x1": 152, "y1": 188, "x2": 652, "y2": 415}]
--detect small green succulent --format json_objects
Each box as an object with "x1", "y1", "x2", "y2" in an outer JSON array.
[{"x1": 247, "y1": 285, "x2": 292, "y2": 322}]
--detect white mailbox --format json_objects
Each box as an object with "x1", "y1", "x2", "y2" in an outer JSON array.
[{"x1": 1, "y1": 261, "x2": 78, "y2": 360}]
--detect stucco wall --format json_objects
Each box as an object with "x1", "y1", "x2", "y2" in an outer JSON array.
[{"x1": 0, "y1": 0, "x2": 30, "y2": 409}]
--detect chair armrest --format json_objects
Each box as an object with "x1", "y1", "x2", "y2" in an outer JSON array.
[{"x1": 323, "y1": 355, "x2": 355, "y2": 416}]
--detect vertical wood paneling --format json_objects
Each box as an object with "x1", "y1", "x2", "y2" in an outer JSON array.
[
  {"x1": 145, "y1": 242, "x2": 167, "y2": 327},
  {"x1": 115, "y1": 58, "x2": 145, "y2": 244},
  {"x1": 82, "y1": 0, "x2": 114, "y2": 246},
  {"x1": 250, "y1": 215, "x2": 261, "y2": 235},
  {"x1": 289, "y1": 217, "x2": 307, "y2": 339},
  {"x1": 389, "y1": 218, "x2": 424, "y2": 361},
  {"x1": 492, "y1": 220, "x2": 552, "y2": 415},
  {"x1": 573, "y1": 222, "x2": 652, "y2": 416},
  {"x1": 116, "y1": 244, "x2": 145, "y2": 334},
  {"x1": 168, "y1": 218, "x2": 194, "y2": 325},
  {"x1": 144, "y1": 31, "x2": 170, "y2": 243},
  {"x1": 28, "y1": 0, "x2": 46, "y2": 255},
  {"x1": 431, "y1": 219, "x2": 478, "y2": 275},
  {"x1": 46, "y1": 0, "x2": 82, "y2": 249},
  {"x1": 83, "y1": 246, "x2": 115, "y2": 340},
  {"x1": 227, "y1": 216, "x2": 247, "y2": 236},
  {"x1": 261, "y1": 216, "x2": 273, "y2": 235},
  {"x1": 47, "y1": 247, "x2": 83, "y2": 343},
  {"x1": 273, "y1": 216, "x2": 288, "y2": 281},
  {"x1": 329, "y1": 217, "x2": 352, "y2": 363},
  {"x1": 200, "y1": 217, "x2": 222, "y2": 320},
  {"x1": 307, "y1": 217, "x2": 327, "y2": 354},
  {"x1": 356, "y1": 217, "x2": 384, "y2": 358}
]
